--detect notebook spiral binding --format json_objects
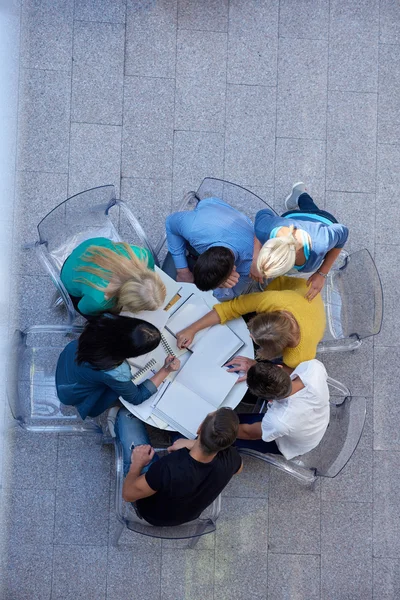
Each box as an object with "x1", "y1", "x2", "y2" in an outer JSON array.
[
  {"x1": 132, "y1": 358, "x2": 157, "y2": 382},
  {"x1": 161, "y1": 334, "x2": 176, "y2": 357}
]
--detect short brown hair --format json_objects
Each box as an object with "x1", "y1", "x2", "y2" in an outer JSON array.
[
  {"x1": 247, "y1": 362, "x2": 292, "y2": 399},
  {"x1": 193, "y1": 246, "x2": 235, "y2": 291},
  {"x1": 248, "y1": 311, "x2": 298, "y2": 360},
  {"x1": 199, "y1": 408, "x2": 239, "y2": 455}
]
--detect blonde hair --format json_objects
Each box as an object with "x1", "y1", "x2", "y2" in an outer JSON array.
[
  {"x1": 248, "y1": 311, "x2": 299, "y2": 360},
  {"x1": 74, "y1": 242, "x2": 166, "y2": 313},
  {"x1": 257, "y1": 225, "x2": 297, "y2": 278}
]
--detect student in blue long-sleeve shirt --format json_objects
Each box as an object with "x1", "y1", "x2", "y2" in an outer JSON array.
[
  {"x1": 165, "y1": 196, "x2": 255, "y2": 301},
  {"x1": 55, "y1": 314, "x2": 180, "y2": 420},
  {"x1": 251, "y1": 183, "x2": 349, "y2": 301}
]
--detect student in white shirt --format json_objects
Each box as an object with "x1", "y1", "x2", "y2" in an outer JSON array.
[{"x1": 232, "y1": 358, "x2": 330, "y2": 459}]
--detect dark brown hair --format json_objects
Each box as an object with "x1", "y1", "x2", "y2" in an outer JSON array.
[
  {"x1": 199, "y1": 407, "x2": 239, "y2": 454},
  {"x1": 193, "y1": 246, "x2": 235, "y2": 291},
  {"x1": 76, "y1": 314, "x2": 161, "y2": 371},
  {"x1": 247, "y1": 362, "x2": 292, "y2": 400}
]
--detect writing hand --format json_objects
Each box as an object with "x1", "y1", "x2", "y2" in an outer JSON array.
[
  {"x1": 164, "y1": 355, "x2": 180, "y2": 372},
  {"x1": 176, "y1": 327, "x2": 195, "y2": 349},
  {"x1": 224, "y1": 356, "x2": 257, "y2": 383}
]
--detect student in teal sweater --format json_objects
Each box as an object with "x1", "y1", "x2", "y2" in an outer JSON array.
[{"x1": 60, "y1": 237, "x2": 166, "y2": 317}]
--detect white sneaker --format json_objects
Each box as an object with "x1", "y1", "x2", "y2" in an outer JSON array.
[
  {"x1": 107, "y1": 406, "x2": 120, "y2": 438},
  {"x1": 284, "y1": 182, "x2": 307, "y2": 211}
]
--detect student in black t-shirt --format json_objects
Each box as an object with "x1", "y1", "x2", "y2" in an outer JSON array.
[{"x1": 109, "y1": 407, "x2": 243, "y2": 527}]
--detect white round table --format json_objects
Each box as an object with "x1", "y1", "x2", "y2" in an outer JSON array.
[{"x1": 121, "y1": 282, "x2": 255, "y2": 430}]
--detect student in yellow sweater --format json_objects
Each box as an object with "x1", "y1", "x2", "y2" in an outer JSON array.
[{"x1": 176, "y1": 276, "x2": 326, "y2": 369}]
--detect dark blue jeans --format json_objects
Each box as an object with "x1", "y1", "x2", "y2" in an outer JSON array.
[
  {"x1": 282, "y1": 192, "x2": 338, "y2": 224},
  {"x1": 234, "y1": 413, "x2": 282, "y2": 454}
]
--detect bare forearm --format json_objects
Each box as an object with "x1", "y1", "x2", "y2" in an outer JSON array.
[
  {"x1": 237, "y1": 423, "x2": 262, "y2": 440},
  {"x1": 252, "y1": 236, "x2": 262, "y2": 262},
  {"x1": 192, "y1": 309, "x2": 221, "y2": 333},
  {"x1": 150, "y1": 367, "x2": 171, "y2": 388},
  {"x1": 319, "y1": 247, "x2": 342, "y2": 274},
  {"x1": 122, "y1": 463, "x2": 142, "y2": 501}
]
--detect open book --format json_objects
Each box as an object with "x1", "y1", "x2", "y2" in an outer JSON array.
[
  {"x1": 166, "y1": 294, "x2": 212, "y2": 346},
  {"x1": 152, "y1": 353, "x2": 239, "y2": 438},
  {"x1": 166, "y1": 294, "x2": 244, "y2": 365}
]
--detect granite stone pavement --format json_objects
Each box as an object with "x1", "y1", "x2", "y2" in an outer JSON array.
[{"x1": 1, "y1": 1, "x2": 400, "y2": 598}]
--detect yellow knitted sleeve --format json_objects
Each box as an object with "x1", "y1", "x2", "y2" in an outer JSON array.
[{"x1": 213, "y1": 292, "x2": 268, "y2": 324}]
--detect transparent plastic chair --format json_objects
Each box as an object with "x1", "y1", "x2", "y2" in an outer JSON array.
[
  {"x1": 317, "y1": 248, "x2": 383, "y2": 352},
  {"x1": 7, "y1": 324, "x2": 103, "y2": 434},
  {"x1": 240, "y1": 377, "x2": 366, "y2": 484},
  {"x1": 108, "y1": 441, "x2": 221, "y2": 548},
  {"x1": 156, "y1": 176, "x2": 277, "y2": 262},
  {"x1": 31, "y1": 185, "x2": 159, "y2": 324}
]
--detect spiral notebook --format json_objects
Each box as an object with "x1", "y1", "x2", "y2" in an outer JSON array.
[{"x1": 129, "y1": 330, "x2": 189, "y2": 375}]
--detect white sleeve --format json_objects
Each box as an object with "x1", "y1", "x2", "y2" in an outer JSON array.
[{"x1": 261, "y1": 412, "x2": 291, "y2": 442}]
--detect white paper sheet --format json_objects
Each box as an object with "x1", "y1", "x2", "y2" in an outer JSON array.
[
  {"x1": 175, "y1": 353, "x2": 238, "y2": 407},
  {"x1": 153, "y1": 382, "x2": 216, "y2": 439},
  {"x1": 166, "y1": 295, "x2": 212, "y2": 344}
]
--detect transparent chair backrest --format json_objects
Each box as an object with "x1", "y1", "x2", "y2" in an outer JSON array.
[
  {"x1": 7, "y1": 326, "x2": 101, "y2": 433},
  {"x1": 324, "y1": 248, "x2": 383, "y2": 341},
  {"x1": 37, "y1": 185, "x2": 121, "y2": 271},
  {"x1": 251, "y1": 378, "x2": 365, "y2": 480},
  {"x1": 196, "y1": 177, "x2": 277, "y2": 221},
  {"x1": 114, "y1": 443, "x2": 219, "y2": 540},
  {"x1": 155, "y1": 178, "x2": 277, "y2": 259},
  {"x1": 301, "y1": 396, "x2": 366, "y2": 477}
]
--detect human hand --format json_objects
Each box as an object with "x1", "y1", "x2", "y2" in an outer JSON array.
[
  {"x1": 130, "y1": 444, "x2": 154, "y2": 469},
  {"x1": 167, "y1": 438, "x2": 195, "y2": 453},
  {"x1": 224, "y1": 356, "x2": 257, "y2": 383},
  {"x1": 220, "y1": 266, "x2": 240, "y2": 289},
  {"x1": 250, "y1": 260, "x2": 264, "y2": 284},
  {"x1": 176, "y1": 327, "x2": 195, "y2": 349},
  {"x1": 176, "y1": 268, "x2": 194, "y2": 283},
  {"x1": 305, "y1": 272, "x2": 326, "y2": 301},
  {"x1": 163, "y1": 355, "x2": 180, "y2": 372}
]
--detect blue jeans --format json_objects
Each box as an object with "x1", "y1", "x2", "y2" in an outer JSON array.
[
  {"x1": 115, "y1": 408, "x2": 159, "y2": 477},
  {"x1": 282, "y1": 192, "x2": 338, "y2": 223},
  {"x1": 115, "y1": 408, "x2": 185, "y2": 477},
  {"x1": 234, "y1": 413, "x2": 282, "y2": 455}
]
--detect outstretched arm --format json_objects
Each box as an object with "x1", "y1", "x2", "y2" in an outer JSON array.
[{"x1": 176, "y1": 309, "x2": 221, "y2": 349}]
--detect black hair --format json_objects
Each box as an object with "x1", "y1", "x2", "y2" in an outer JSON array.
[
  {"x1": 76, "y1": 314, "x2": 161, "y2": 371},
  {"x1": 199, "y1": 407, "x2": 239, "y2": 455},
  {"x1": 246, "y1": 362, "x2": 292, "y2": 400},
  {"x1": 193, "y1": 246, "x2": 235, "y2": 291}
]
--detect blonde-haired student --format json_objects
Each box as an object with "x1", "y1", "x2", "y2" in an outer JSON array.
[
  {"x1": 60, "y1": 237, "x2": 166, "y2": 317},
  {"x1": 176, "y1": 275, "x2": 326, "y2": 369},
  {"x1": 251, "y1": 183, "x2": 348, "y2": 301}
]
